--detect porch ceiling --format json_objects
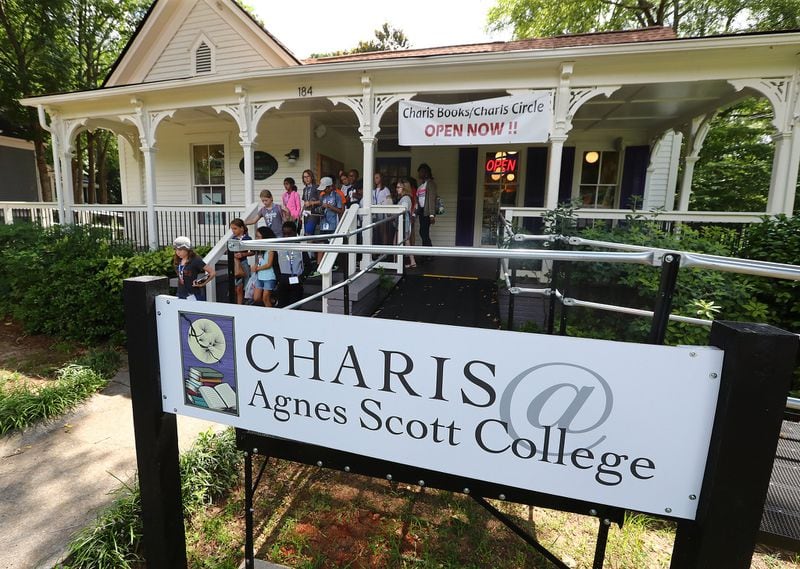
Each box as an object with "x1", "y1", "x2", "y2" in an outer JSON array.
[
  {"x1": 161, "y1": 82, "x2": 752, "y2": 141},
  {"x1": 572, "y1": 80, "x2": 742, "y2": 135},
  {"x1": 299, "y1": 83, "x2": 749, "y2": 141}
]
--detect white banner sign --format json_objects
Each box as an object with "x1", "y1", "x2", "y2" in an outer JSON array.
[
  {"x1": 398, "y1": 93, "x2": 552, "y2": 146},
  {"x1": 157, "y1": 297, "x2": 722, "y2": 520}
]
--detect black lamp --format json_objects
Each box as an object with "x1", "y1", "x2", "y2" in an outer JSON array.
[{"x1": 285, "y1": 148, "x2": 300, "y2": 165}]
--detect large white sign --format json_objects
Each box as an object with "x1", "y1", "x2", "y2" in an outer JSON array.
[
  {"x1": 157, "y1": 297, "x2": 722, "y2": 520},
  {"x1": 398, "y1": 93, "x2": 552, "y2": 146}
]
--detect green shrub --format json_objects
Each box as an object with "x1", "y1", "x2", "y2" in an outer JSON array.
[
  {"x1": 0, "y1": 223, "x2": 198, "y2": 343},
  {"x1": 561, "y1": 220, "x2": 772, "y2": 346},
  {"x1": 61, "y1": 428, "x2": 241, "y2": 569},
  {"x1": 739, "y1": 215, "x2": 800, "y2": 334}
]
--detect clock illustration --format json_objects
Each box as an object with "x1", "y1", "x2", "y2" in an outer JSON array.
[{"x1": 186, "y1": 317, "x2": 226, "y2": 364}]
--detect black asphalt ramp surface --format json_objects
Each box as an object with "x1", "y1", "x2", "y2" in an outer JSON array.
[{"x1": 373, "y1": 275, "x2": 501, "y2": 329}]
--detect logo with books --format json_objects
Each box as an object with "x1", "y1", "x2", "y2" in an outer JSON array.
[{"x1": 179, "y1": 313, "x2": 238, "y2": 416}]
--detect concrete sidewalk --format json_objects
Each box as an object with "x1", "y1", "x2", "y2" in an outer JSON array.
[{"x1": 0, "y1": 368, "x2": 221, "y2": 569}]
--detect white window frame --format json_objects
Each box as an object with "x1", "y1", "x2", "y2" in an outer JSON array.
[
  {"x1": 190, "y1": 33, "x2": 216, "y2": 76},
  {"x1": 574, "y1": 148, "x2": 622, "y2": 209},
  {"x1": 192, "y1": 142, "x2": 226, "y2": 225}
]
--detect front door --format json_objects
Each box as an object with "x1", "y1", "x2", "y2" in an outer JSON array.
[{"x1": 477, "y1": 149, "x2": 520, "y2": 246}]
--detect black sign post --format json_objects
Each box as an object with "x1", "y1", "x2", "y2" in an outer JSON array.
[
  {"x1": 670, "y1": 321, "x2": 798, "y2": 568},
  {"x1": 124, "y1": 276, "x2": 187, "y2": 569}
]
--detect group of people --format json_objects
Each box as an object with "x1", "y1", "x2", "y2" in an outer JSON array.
[{"x1": 172, "y1": 163, "x2": 439, "y2": 305}]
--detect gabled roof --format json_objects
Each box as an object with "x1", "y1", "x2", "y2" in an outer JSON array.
[
  {"x1": 104, "y1": 0, "x2": 301, "y2": 87},
  {"x1": 304, "y1": 27, "x2": 677, "y2": 64}
]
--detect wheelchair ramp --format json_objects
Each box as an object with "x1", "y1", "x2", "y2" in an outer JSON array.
[
  {"x1": 373, "y1": 275, "x2": 501, "y2": 329},
  {"x1": 760, "y1": 419, "x2": 800, "y2": 551}
]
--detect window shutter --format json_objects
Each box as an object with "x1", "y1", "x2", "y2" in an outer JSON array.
[{"x1": 195, "y1": 42, "x2": 212, "y2": 74}]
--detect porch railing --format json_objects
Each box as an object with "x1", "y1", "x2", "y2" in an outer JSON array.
[
  {"x1": 501, "y1": 206, "x2": 769, "y2": 225},
  {"x1": 0, "y1": 201, "x2": 248, "y2": 250}
]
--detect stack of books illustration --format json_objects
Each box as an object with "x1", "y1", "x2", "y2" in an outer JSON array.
[{"x1": 185, "y1": 366, "x2": 237, "y2": 412}]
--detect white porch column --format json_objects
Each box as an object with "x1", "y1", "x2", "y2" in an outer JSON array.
[
  {"x1": 768, "y1": 132, "x2": 793, "y2": 214},
  {"x1": 545, "y1": 135, "x2": 567, "y2": 210},
  {"x1": 546, "y1": 63, "x2": 619, "y2": 210},
  {"x1": 120, "y1": 99, "x2": 175, "y2": 250},
  {"x1": 676, "y1": 114, "x2": 715, "y2": 212},
  {"x1": 730, "y1": 76, "x2": 800, "y2": 216},
  {"x1": 677, "y1": 156, "x2": 699, "y2": 211},
  {"x1": 47, "y1": 114, "x2": 86, "y2": 225},
  {"x1": 330, "y1": 76, "x2": 415, "y2": 268},
  {"x1": 38, "y1": 107, "x2": 66, "y2": 223},
  {"x1": 783, "y1": 130, "x2": 800, "y2": 213},
  {"x1": 214, "y1": 86, "x2": 283, "y2": 207}
]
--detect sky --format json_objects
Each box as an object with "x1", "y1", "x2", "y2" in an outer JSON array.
[{"x1": 247, "y1": 0, "x2": 513, "y2": 59}]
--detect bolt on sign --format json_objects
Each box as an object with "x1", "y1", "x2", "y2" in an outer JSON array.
[
  {"x1": 398, "y1": 93, "x2": 552, "y2": 146},
  {"x1": 157, "y1": 298, "x2": 722, "y2": 520}
]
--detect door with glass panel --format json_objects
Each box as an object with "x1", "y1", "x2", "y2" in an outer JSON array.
[{"x1": 479, "y1": 150, "x2": 520, "y2": 245}]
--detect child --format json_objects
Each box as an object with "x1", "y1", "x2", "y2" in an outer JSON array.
[
  {"x1": 277, "y1": 221, "x2": 304, "y2": 307},
  {"x1": 312, "y1": 176, "x2": 343, "y2": 274},
  {"x1": 172, "y1": 236, "x2": 215, "y2": 301},
  {"x1": 282, "y1": 177, "x2": 302, "y2": 232},
  {"x1": 246, "y1": 189, "x2": 285, "y2": 237},
  {"x1": 229, "y1": 218, "x2": 252, "y2": 304},
  {"x1": 253, "y1": 226, "x2": 277, "y2": 307}
]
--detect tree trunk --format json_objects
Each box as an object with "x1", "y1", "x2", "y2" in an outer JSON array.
[
  {"x1": 31, "y1": 121, "x2": 53, "y2": 202},
  {"x1": 73, "y1": 135, "x2": 83, "y2": 204},
  {"x1": 97, "y1": 133, "x2": 109, "y2": 204},
  {"x1": 86, "y1": 130, "x2": 96, "y2": 203}
]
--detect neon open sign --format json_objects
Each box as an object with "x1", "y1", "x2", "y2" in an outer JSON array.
[{"x1": 485, "y1": 157, "x2": 518, "y2": 174}]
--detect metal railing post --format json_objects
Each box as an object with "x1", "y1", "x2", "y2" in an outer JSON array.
[
  {"x1": 343, "y1": 235, "x2": 350, "y2": 316},
  {"x1": 647, "y1": 253, "x2": 680, "y2": 344}
]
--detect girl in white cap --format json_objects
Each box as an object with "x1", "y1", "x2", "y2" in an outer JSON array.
[{"x1": 172, "y1": 236, "x2": 215, "y2": 301}]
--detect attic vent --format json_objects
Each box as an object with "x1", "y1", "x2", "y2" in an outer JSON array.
[{"x1": 195, "y1": 42, "x2": 212, "y2": 74}]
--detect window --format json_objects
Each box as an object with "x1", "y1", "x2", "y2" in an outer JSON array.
[
  {"x1": 193, "y1": 144, "x2": 225, "y2": 224},
  {"x1": 579, "y1": 150, "x2": 619, "y2": 208}
]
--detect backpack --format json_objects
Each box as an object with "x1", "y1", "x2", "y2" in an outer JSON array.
[{"x1": 435, "y1": 195, "x2": 445, "y2": 215}]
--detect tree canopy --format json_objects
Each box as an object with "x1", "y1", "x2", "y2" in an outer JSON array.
[
  {"x1": 0, "y1": 0, "x2": 147, "y2": 202},
  {"x1": 311, "y1": 22, "x2": 410, "y2": 58},
  {"x1": 487, "y1": 0, "x2": 800, "y2": 39}
]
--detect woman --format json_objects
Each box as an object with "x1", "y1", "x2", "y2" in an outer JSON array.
[
  {"x1": 282, "y1": 177, "x2": 302, "y2": 232},
  {"x1": 300, "y1": 169, "x2": 321, "y2": 237},
  {"x1": 396, "y1": 178, "x2": 417, "y2": 269},
  {"x1": 416, "y1": 163, "x2": 438, "y2": 249},
  {"x1": 229, "y1": 218, "x2": 252, "y2": 304},
  {"x1": 172, "y1": 236, "x2": 215, "y2": 301},
  {"x1": 371, "y1": 172, "x2": 391, "y2": 245}
]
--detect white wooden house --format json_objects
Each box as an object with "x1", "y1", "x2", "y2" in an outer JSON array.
[{"x1": 16, "y1": 0, "x2": 800, "y2": 250}]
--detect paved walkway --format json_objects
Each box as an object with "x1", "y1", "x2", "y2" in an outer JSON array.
[{"x1": 0, "y1": 368, "x2": 221, "y2": 569}]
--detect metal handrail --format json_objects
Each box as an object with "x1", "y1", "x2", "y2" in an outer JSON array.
[{"x1": 564, "y1": 235, "x2": 800, "y2": 281}]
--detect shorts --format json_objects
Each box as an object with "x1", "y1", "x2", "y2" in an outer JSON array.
[
  {"x1": 304, "y1": 216, "x2": 318, "y2": 236},
  {"x1": 256, "y1": 279, "x2": 276, "y2": 291}
]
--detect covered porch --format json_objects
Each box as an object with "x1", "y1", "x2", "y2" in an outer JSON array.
[{"x1": 13, "y1": 27, "x2": 800, "y2": 252}]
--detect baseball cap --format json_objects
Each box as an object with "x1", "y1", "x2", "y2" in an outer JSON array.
[
  {"x1": 173, "y1": 236, "x2": 192, "y2": 250},
  {"x1": 317, "y1": 176, "x2": 333, "y2": 191}
]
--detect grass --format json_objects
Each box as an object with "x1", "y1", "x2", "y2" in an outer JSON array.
[
  {"x1": 0, "y1": 363, "x2": 108, "y2": 435},
  {"x1": 54, "y1": 437, "x2": 800, "y2": 569},
  {"x1": 59, "y1": 428, "x2": 242, "y2": 569}
]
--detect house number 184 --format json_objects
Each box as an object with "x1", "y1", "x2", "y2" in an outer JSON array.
[{"x1": 298, "y1": 86, "x2": 313, "y2": 97}]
